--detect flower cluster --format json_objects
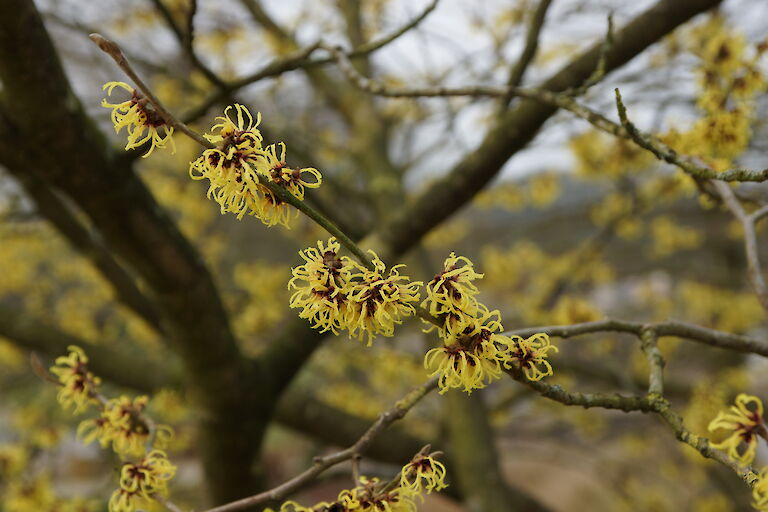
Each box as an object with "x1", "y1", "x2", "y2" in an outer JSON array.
[
  {"x1": 274, "y1": 479, "x2": 419, "y2": 512},
  {"x1": 51, "y1": 347, "x2": 176, "y2": 512},
  {"x1": 109, "y1": 450, "x2": 176, "y2": 512},
  {"x1": 101, "y1": 82, "x2": 175, "y2": 157},
  {"x1": 50, "y1": 345, "x2": 102, "y2": 414},
  {"x1": 289, "y1": 239, "x2": 421, "y2": 345},
  {"x1": 708, "y1": 393, "x2": 766, "y2": 465},
  {"x1": 78, "y1": 395, "x2": 172, "y2": 458},
  {"x1": 424, "y1": 307, "x2": 506, "y2": 393},
  {"x1": 189, "y1": 104, "x2": 321, "y2": 226},
  {"x1": 270, "y1": 451, "x2": 447, "y2": 511},
  {"x1": 423, "y1": 254, "x2": 556, "y2": 393}
]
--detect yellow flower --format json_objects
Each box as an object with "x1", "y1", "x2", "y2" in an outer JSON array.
[
  {"x1": 101, "y1": 81, "x2": 175, "y2": 157},
  {"x1": 338, "y1": 477, "x2": 419, "y2": 512},
  {"x1": 424, "y1": 308, "x2": 506, "y2": 393},
  {"x1": 708, "y1": 393, "x2": 766, "y2": 465},
  {"x1": 105, "y1": 395, "x2": 152, "y2": 457},
  {"x1": 4, "y1": 474, "x2": 56, "y2": 511},
  {"x1": 205, "y1": 103, "x2": 263, "y2": 144},
  {"x1": 753, "y1": 466, "x2": 768, "y2": 511},
  {"x1": 50, "y1": 345, "x2": 101, "y2": 414},
  {"x1": 422, "y1": 252, "x2": 483, "y2": 337},
  {"x1": 108, "y1": 488, "x2": 152, "y2": 512},
  {"x1": 257, "y1": 142, "x2": 322, "y2": 201},
  {"x1": 189, "y1": 104, "x2": 265, "y2": 219},
  {"x1": 79, "y1": 395, "x2": 171, "y2": 457},
  {"x1": 108, "y1": 450, "x2": 176, "y2": 512},
  {"x1": 77, "y1": 416, "x2": 113, "y2": 449},
  {"x1": 190, "y1": 105, "x2": 322, "y2": 228},
  {"x1": 0, "y1": 443, "x2": 28, "y2": 478},
  {"x1": 118, "y1": 450, "x2": 176, "y2": 496},
  {"x1": 275, "y1": 502, "x2": 313, "y2": 512},
  {"x1": 400, "y1": 453, "x2": 448, "y2": 494},
  {"x1": 346, "y1": 253, "x2": 422, "y2": 346},
  {"x1": 289, "y1": 238, "x2": 353, "y2": 334},
  {"x1": 500, "y1": 333, "x2": 558, "y2": 381},
  {"x1": 248, "y1": 183, "x2": 297, "y2": 227}
]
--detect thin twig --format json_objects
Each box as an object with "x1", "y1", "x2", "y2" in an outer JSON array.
[
  {"x1": 506, "y1": 318, "x2": 768, "y2": 356},
  {"x1": 326, "y1": 49, "x2": 768, "y2": 183},
  {"x1": 639, "y1": 328, "x2": 664, "y2": 396},
  {"x1": 713, "y1": 181, "x2": 768, "y2": 311},
  {"x1": 182, "y1": 0, "x2": 440, "y2": 122},
  {"x1": 566, "y1": 13, "x2": 614, "y2": 96},
  {"x1": 89, "y1": 33, "x2": 214, "y2": 149},
  {"x1": 614, "y1": 89, "x2": 768, "y2": 182},
  {"x1": 199, "y1": 377, "x2": 439, "y2": 512},
  {"x1": 88, "y1": 33, "x2": 382, "y2": 270},
  {"x1": 652, "y1": 399, "x2": 757, "y2": 486},
  {"x1": 507, "y1": 367, "x2": 756, "y2": 486},
  {"x1": 154, "y1": 495, "x2": 186, "y2": 512},
  {"x1": 503, "y1": 0, "x2": 553, "y2": 98}
]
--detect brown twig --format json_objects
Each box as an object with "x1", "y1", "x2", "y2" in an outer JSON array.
[
  {"x1": 506, "y1": 318, "x2": 768, "y2": 356},
  {"x1": 182, "y1": 0, "x2": 439, "y2": 122},
  {"x1": 503, "y1": 0, "x2": 553, "y2": 97},
  {"x1": 199, "y1": 377, "x2": 439, "y2": 512},
  {"x1": 639, "y1": 328, "x2": 664, "y2": 396},
  {"x1": 507, "y1": 367, "x2": 756, "y2": 485},
  {"x1": 89, "y1": 33, "x2": 214, "y2": 149},
  {"x1": 325, "y1": 47, "x2": 768, "y2": 183},
  {"x1": 713, "y1": 180, "x2": 768, "y2": 312}
]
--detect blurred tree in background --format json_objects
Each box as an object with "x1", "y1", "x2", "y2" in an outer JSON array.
[{"x1": 1, "y1": 0, "x2": 768, "y2": 510}]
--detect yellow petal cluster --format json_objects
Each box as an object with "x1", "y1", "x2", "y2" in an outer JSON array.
[
  {"x1": 78, "y1": 395, "x2": 173, "y2": 457},
  {"x1": 424, "y1": 307, "x2": 506, "y2": 393},
  {"x1": 289, "y1": 238, "x2": 353, "y2": 334},
  {"x1": 50, "y1": 345, "x2": 102, "y2": 414},
  {"x1": 289, "y1": 241, "x2": 421, "y2": 345},
  {"x1": 189, "y1": 104, "x2": 321, "y2": 227},
  {"x1": 399, "y1": 453, "x2": 448, "y2": 494},
  {"x1": 276, "y1": 475, "x2": 422, "y2": 512},
  {"x1": 101, "y1": 81, "x2": 175, "y2": 157},
  {"x1": 346, "y1": 253, "x2": 422, "y2": 346},
  {"x1": 423, "y1": 254, "x2": 557, "y2": 393},
  {"x1": 500, "y1": 333, "x2": 558, "y2": 381},
  {"x1": 708, "y1": 393, "x2": 766, "y2": 465},
  {"x1": 109, "y1": 450, "x2": 176, "y2": 512},
  {"x1": 421, "y1": 252, "x2": 483, "y2": 337}
]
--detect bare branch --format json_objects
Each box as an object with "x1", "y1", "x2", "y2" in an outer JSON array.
[
  {"x1": 89, "y1": 33, "x2": 214, "y2": 149},
  {"x1": 0, "y1": 156, "x2": 165, "y2": 334},
  {"x1": 503, "y1": 0, "x2": 553, "y2": 102},
  {"x1": 182, "y1": 0, "x2": 439, "y2": 122},
  {"x1": 506, "y1": 368, "x2": 756, "y2": 485},
  {"x1": 506, "y1": 318, "x2": 768, "y2": 356},
  {"x1": 640, "y1": 328, "x2": 664, "y2": 396},
  {"x1": 199, "y1": 377, "x2": 439, "y2": 512},
  {"x1": 713, "y1": 181, "x2": 768, "y2": 311},
  {"x1": 614, "y1": 89, "x2": 768, "y2": 182}
]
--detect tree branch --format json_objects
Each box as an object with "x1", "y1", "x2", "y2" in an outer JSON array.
[
  {"x1": 365, "y1": 0, "x2": 725, "y2": 260},
  {"x1": 712, "y1": 180, "x2": 768, "y2": 311},
  {"x1": 0, "y1": 303, "x2": 178, "y2": 392},
  {"x1": 507, "y1": 318, "x2": 768, "y2": 356},
  {"x1": 502, "y1": 0, "x2": 553, "y2": 101},
  {"x1": 0, "y1": 150, "x2": 164, "y2": 334},
  {"x1": 199, "y1": 377, "x2": 439, "y2": 512}
]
